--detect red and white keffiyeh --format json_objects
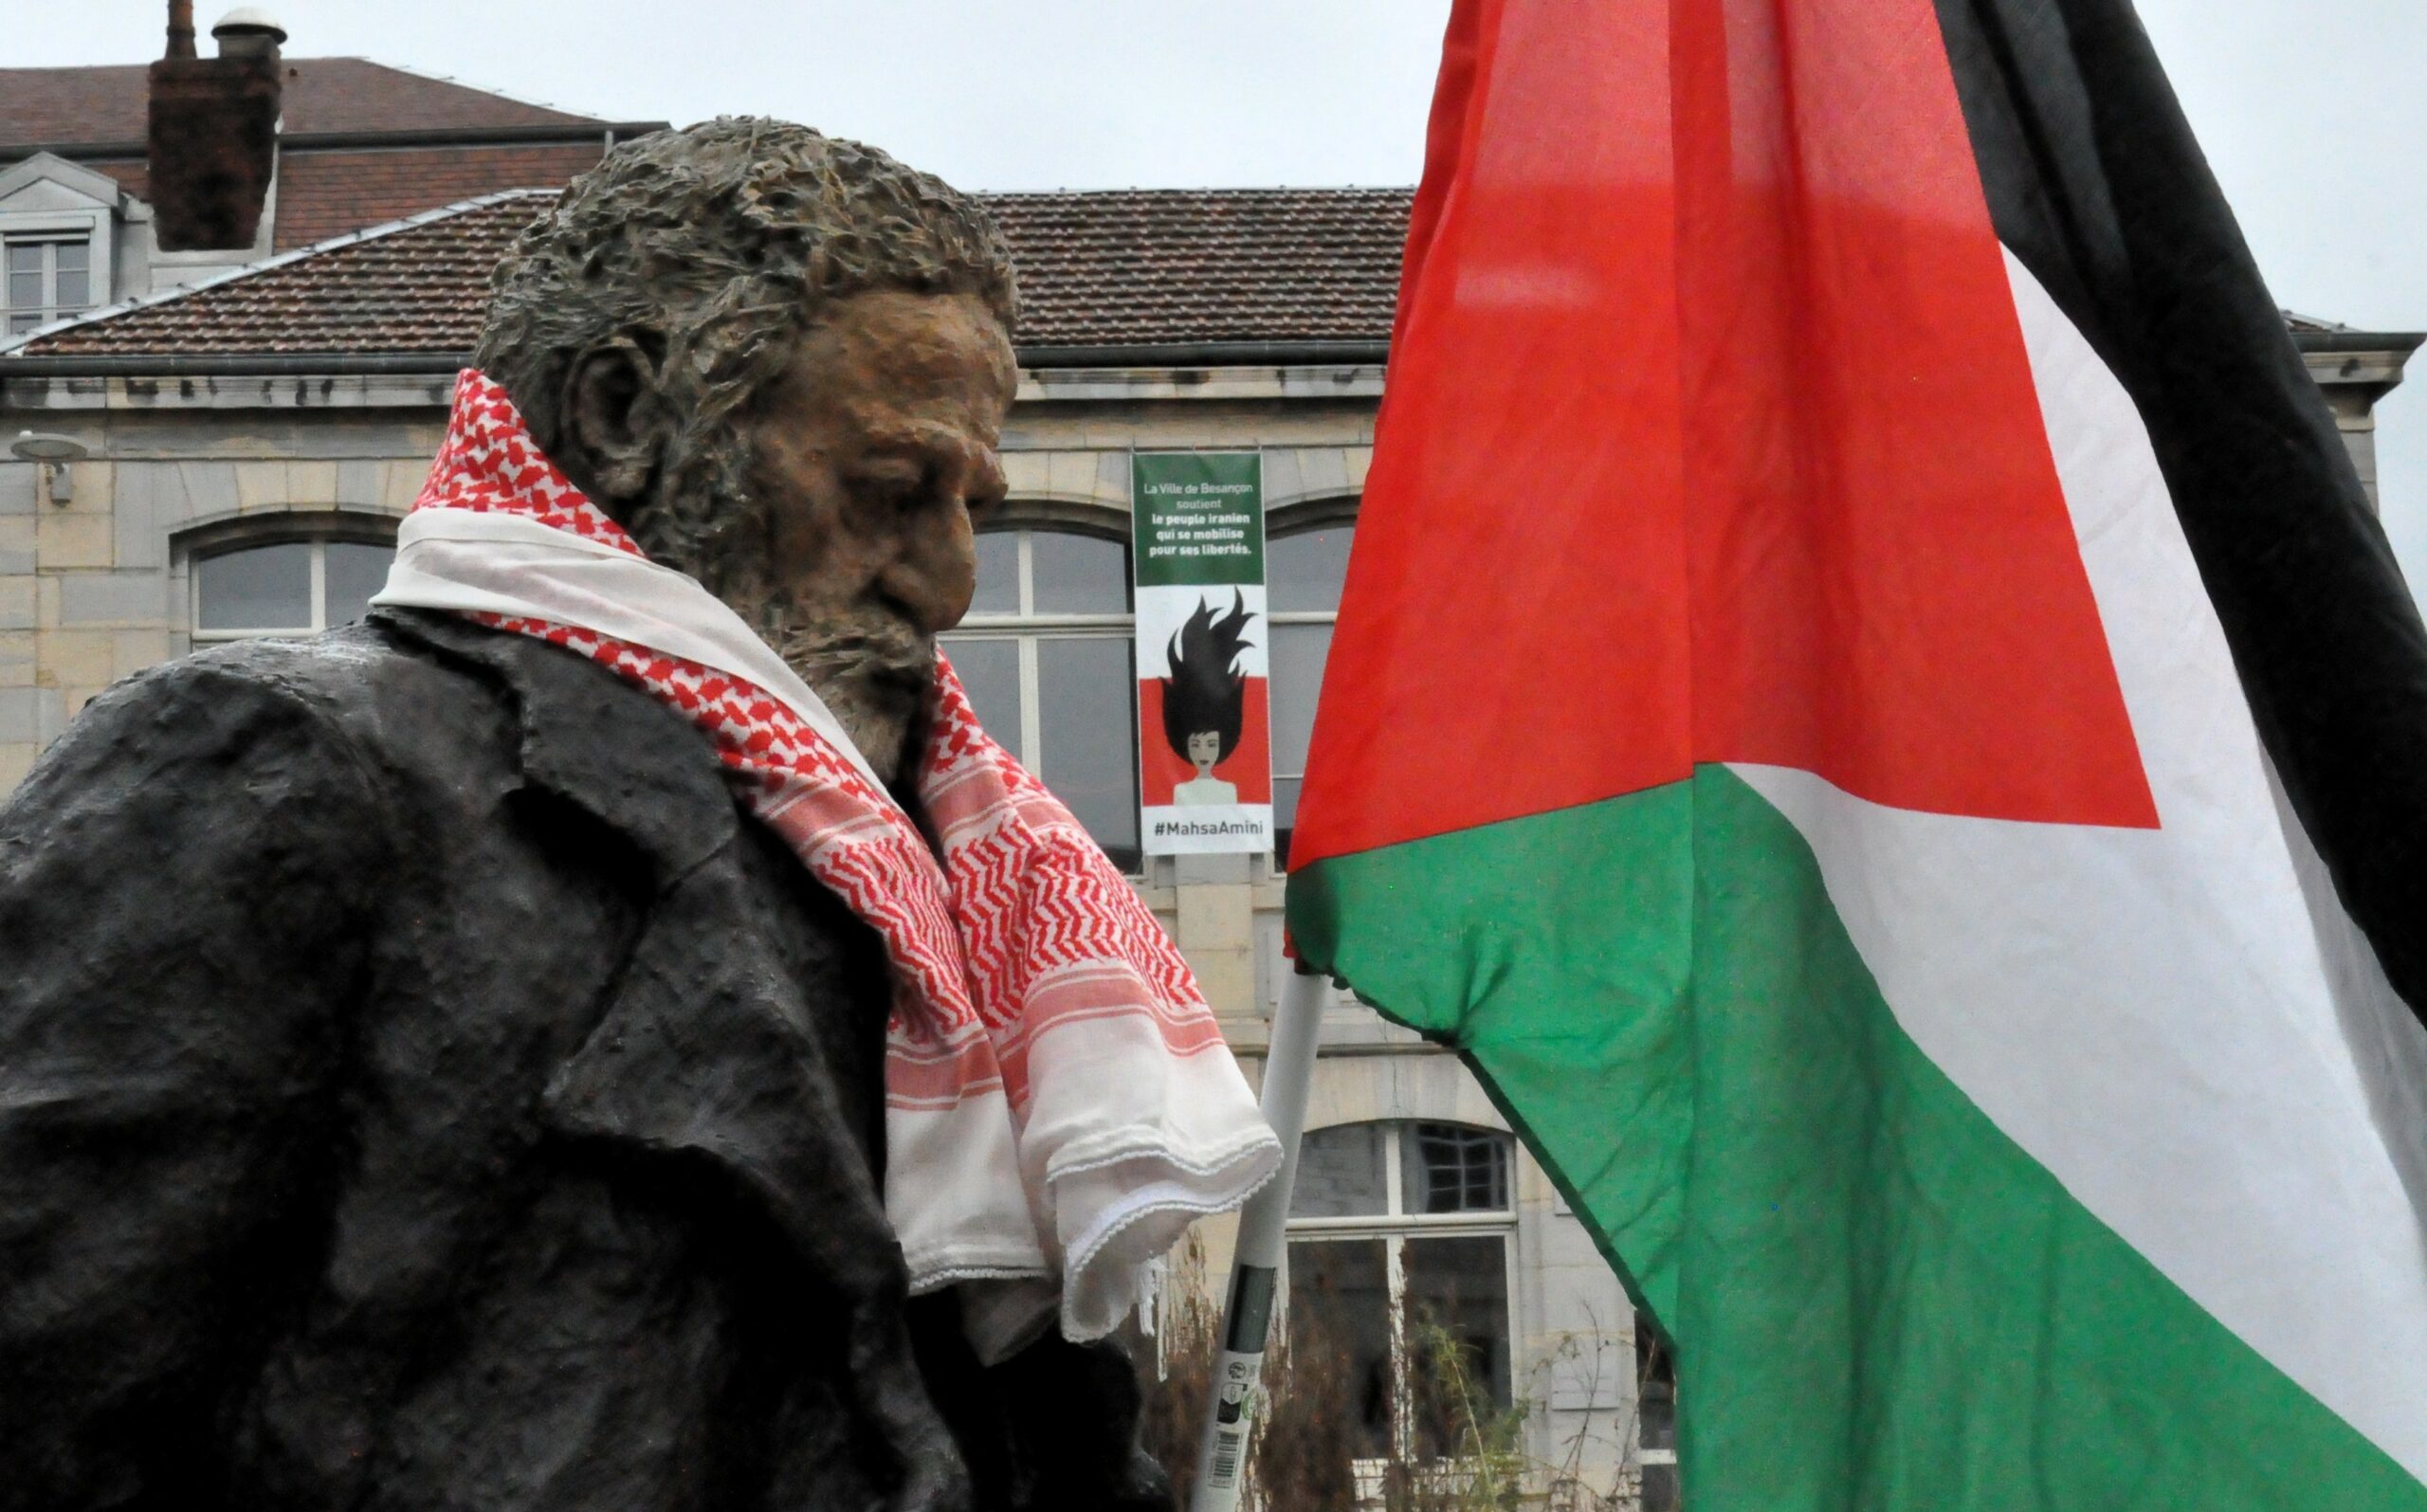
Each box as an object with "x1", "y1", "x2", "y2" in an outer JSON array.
[{"x1": 375, "y1": 372, "x2": 1279, "y2": 1359}]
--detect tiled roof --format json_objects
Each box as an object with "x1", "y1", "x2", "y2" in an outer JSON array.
[
  {"x1": 0, "y1": 58, "x2": 605, "y2": 148},
  {"x1": 987, "y1": 189, "x2": 1409, "y2": 348},
  {"x1": 271, "y1": 143, "x2": 610, "y2": 250},
  {"x1": 12, "y1": 187, "x2": 1418, "y2": 358},
  {"x1": 15, "y1": 192, "x2": 548, "y2": 357}
]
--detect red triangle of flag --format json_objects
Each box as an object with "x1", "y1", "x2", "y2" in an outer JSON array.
[{"x1": 1292, "y1": 0, "x2": 2157, "y2": 871}]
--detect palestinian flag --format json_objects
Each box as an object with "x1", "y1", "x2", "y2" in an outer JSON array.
[{"x1": 1283, "y1": 0, "x2": 2427, "y2": 1505}]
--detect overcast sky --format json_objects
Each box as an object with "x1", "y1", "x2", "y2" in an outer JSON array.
[{"x1": 19, "y1": 1, "x2": 2427, "y2": 592}]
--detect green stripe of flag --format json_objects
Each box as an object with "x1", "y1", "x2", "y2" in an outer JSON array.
[{"x1": 1286, "y1": 765, "x2": 2427, "y2": 1509}]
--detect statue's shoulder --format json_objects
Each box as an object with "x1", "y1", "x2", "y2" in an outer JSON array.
[
  {"x1": 31, "y1": 615, "x2": 526, "y2": 816},
  {"x1": 143, "y1": 615, "x2": 509, "y2": 756}
]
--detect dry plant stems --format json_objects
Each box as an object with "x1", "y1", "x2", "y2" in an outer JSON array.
[{"x1": 1122, "y1": 1242, "x2": 1670, "y2": 1510}]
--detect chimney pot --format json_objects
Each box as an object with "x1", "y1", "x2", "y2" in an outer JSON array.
[
  {"x1": 165, "y1": 0, "x2": 197, "y2": 60},
  {"x1": 210, "y1": 8, "x2": 287, "y2": 60}
]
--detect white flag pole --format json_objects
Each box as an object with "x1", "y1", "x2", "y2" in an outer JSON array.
[{"x1": 1189, "y1": 963, "x2": 1328, "y2": 1512}]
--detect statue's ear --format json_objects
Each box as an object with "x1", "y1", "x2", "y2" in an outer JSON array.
[{"x1": 560, "y1": 337, "x2": 672, "y2": 507}]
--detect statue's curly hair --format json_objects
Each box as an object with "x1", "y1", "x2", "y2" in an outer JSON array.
[{"x1": 473, "y1": 118, "x2": 1017, "y2": 585}]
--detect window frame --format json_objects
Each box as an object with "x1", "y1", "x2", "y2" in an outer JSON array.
[
  {"x1": 3, "y1": 231, "x2": 96, "y2": 337},
  {"x1": 190, "y1": 535, "x2": 397, "y2": 643},
  {"x1": 1266, "y1": 501, "x2": 1359, "y2": 871},
  {"x1": 1285, "y1": 1119, "x2": 1520, "y2": 1467},
  {"x1": 943, "y1": 521, "x2": 1143, "y2": 872}
]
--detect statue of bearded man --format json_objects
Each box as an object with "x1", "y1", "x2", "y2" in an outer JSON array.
[{"x1": 0, "y1": 119, "x2": 1277, "y2": 1512}]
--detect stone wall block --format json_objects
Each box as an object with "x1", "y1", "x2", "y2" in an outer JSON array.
[
  {"x1": 39, "y1": 629, "x2": 115, "y2": 690},
  {"x1": 175, "y1": 461, "x2": 239, "y2": 521},
  {"x1": 1345, "y1": 446, "x2": 1372, "y2": 489},
  {"x1": 381, "y1": 459, "x2": 430, "y2": 507},
  {"x1": 112, "y1": 628, "x2": 173, "y2": 680},
  {"x1": 1043, "y1": 450, "x2": 1106, "y2": 503},
  {"x1": 288, "y1": 460, "x2": 339, "y2": 507},
  {"x1": 60, "y1": 572, "x2": 168, "y2": 628},
  {"x1": 0, "y1": 516, "x2": 33, "y2": 577},
  {"x1": 1095, "y1": 450, "x2": 1130, "y2": 501},
  {"x1": 60, "y1": 460, "x2": 114, "y2": 515},
  {"x1": 0, "y1": 463, "x2": 33, "y2": 517},
  {"x1": 0, "y1": 631, "x2": 32, "y2": 688},
  {"x1": 112, "y1": 465, "x2": 164, "y2": 571},
  {"x1": 337, "y1": 459, "x2": 382, "y2": 506},
  {"x1": 0, "y1": 686, "x2": 39, "y2": 743},
  {"x1": 1174, "y1": 873, "x2": 1257, "y2": 1021},
  {"x1": 31, "y1": 685, "x2": 69, "y2": 744},
  {"x1": 0, "y1": 742, "x2": 33, "y2": 794},
  {"x1": 0, "y1": 578, "x2": 32, "y2": 631},
  {"x1": 1001, "y1": 450, "x2": 1052, "y2": 500},
  {"x1": 38, "y1": 515, "x2": 114, "y2": 570},
  {"x1": 1297, "y1": 447, "x2": 1352, "y2": 501},
  {"x1": 233, "y1": 461, "x2": 292, "y2": 513},
  {"x1": 1260, "y1": 448, "x2": 1305, "y2": 504}
]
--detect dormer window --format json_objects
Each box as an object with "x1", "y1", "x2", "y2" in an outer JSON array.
[{"x1": 4, "y1": 233, "x2": 92, "y2": 337}]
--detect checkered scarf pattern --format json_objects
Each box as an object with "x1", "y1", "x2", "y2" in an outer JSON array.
[{"x1": 408, "y1": 372, "x2": 1229, "y2": 1127}]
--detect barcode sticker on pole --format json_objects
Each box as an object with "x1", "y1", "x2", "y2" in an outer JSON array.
[
  {"x1": 1207, "y1": 1426, "x2": 1246, "y2": 1485},
  {"x1": 1195, "y1": 1346, "x2": 1267, "y2": 1509}
]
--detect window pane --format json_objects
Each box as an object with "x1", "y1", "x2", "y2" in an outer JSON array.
[
  {"x1": 4, "y1": 245, "x2": 36, "y2": 276},
  {"x1": 1035, "y1": 635, "x2": 1140, "y2": 870},
  {"x1": 54, "y1": 268, "x2": 88, "y2": 309},
  {"x1": 323, "y1": 541, "x2": 395, "y2": 627},
  {"x1": 1403, "y1": 1235, "x2": 1513, "y2": 1459},
  {"x1": 1268, "y1": 522, "x2": 1355, "y2": 613},
  {"x1": 7, "y1": 270, "x2": 39, "y2": 309},
  {"x1": 1031, "y1": 530, "x2": 1130, "y2": 614},
  {"x1": 196, "y1": 543, "x2": 312, "y2": 630},
  {"x1": 944, "y1": 637, "x2": 1021, "y2": 747},
  {"x1": 970, "y1": 530, "x2": 1020, "y2": 615},
  {"x1": 52, "y1": 240, "x2": 87, "y2": 273},
  {"x1": 6, "y1": 313, "x2": 36, "y2": 336},
  {"x1": 1291, "y1": 1123, "x2": 1389, "y2": 1217},
  {"x1": 1636, "y1": 1315, "x2": 1676, "y2": 1453},
  {"x1": 1274, "y1": 775, "x2": 1305, "y2": 872},
  {"x1": 1400, "y1": 1123, "x2": 1511, "y2": 1214},
  {"x1": 1638, "y1": 1316, "x2": 1680, "y2": 1510},
  {"x1": 1286, "y1": 1238, "x2": 1395, "y2": 1460},
  {"x1": 1270, "y1": 622, "x2": 1332, "y2": 775},
  {"x1": 1269, "y1": 620, "x2": 1333, "y2": 871}
]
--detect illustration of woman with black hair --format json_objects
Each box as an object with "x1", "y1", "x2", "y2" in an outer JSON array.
[{"x1": 1162, "y1": 590, "x2": 1254, "y2": 806}]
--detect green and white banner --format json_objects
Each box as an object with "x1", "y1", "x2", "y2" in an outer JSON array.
[{"x1": 1132, "y1": 452, "x2": 1272, "y2": 856}]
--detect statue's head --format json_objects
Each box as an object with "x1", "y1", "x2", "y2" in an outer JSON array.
[{"x1": 475, "y1": 118, "x2": 1019, "y2": 783}]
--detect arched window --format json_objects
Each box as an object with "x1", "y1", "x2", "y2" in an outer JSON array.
[
  {"x1": 192, "y1": 537, "x2": 394, "y2": 642},
  {"x1": 1268, "y1": 516, "x2": 1354, "y2": 868},
  {"x1": 943, "y1": 525, "x2": 1141, "y2": 871},
  {"x1": 1285, "y1": 1120, "x2": 1516, "y2": 1466}
]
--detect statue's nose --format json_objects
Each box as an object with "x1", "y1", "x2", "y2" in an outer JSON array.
[{"x1": 883, "y1": 535, "x2": 976, "y2": 634}]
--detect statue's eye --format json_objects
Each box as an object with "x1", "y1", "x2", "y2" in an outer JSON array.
[{"x1": 858, "y1": 458, "x2": 926, "y2": 506}]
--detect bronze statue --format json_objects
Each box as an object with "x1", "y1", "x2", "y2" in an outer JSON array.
[{"x1": 0, "y1": 119, "x2": 1272, "y2": 1512}]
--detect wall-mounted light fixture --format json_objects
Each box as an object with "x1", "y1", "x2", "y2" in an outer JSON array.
[{"x1": 9, "y1": 431, "x2": 90, "y2": 506}]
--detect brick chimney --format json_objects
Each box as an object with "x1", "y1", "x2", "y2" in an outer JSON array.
[{"x1": 147, "y1": 6, "x2": 286, "y2": 251}]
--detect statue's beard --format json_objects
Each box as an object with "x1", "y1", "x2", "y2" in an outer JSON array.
[
  {"x1": 639, "y1": 467, "x2": 934, "y2": 789},
  {"x1": 759, "y1": 604, "x2": 934, "y2": 787}
]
